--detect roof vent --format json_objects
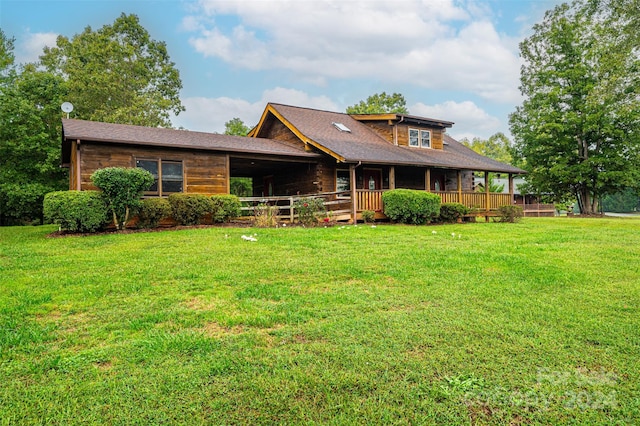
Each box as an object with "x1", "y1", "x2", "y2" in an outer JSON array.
[{"x1": 332, "y1": 122, "x2": 351, "y2": 133}]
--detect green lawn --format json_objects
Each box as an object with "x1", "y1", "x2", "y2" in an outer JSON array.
[{"x1": 1, "y1": 218, "x2": 639, "y2": 425}]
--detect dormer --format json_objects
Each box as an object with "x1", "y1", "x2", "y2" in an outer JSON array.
[{"x1": 349, "y1": 113, "x2": 454, "y2": 150}]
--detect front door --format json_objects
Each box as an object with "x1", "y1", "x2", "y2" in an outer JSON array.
[{"x1": 363, "y1": 169, "x2": 381, "y2": 190}]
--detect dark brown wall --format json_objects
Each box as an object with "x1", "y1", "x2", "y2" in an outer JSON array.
[
  {"x1": 395, "y1": 167, "x2": 426, "y2": 190},
  {"x1": 77, "y1": 142, "x2": 228, "y2": 194},
  {"x1": 260, "y1": 119, "x2": 307, "y2": 150}
]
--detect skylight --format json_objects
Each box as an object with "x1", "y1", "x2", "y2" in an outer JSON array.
[{"x1": 332, "y1": 122, "x2": 351, "y2": 133}]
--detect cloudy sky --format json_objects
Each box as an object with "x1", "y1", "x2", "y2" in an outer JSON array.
[{"x1": 1, "y1": 0, "x2": 561, "y2": 140}]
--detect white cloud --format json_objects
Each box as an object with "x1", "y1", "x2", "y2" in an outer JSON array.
[
  {"x1": 410, "y1": 100, "x2": 502, "y2": 141},
  {"x1": 185, "y1": 0, "x2": 521, "y2": 103},
  {"x1": 172, "y1": 87, "x2": 338, "y2": 132},
  {"x1": 16, "y1": 31, "x2": 58, "y2": 64}
]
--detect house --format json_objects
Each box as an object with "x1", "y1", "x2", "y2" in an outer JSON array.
[{"x1": 61, "y1": 102, "x2": 524, "y2": 222}]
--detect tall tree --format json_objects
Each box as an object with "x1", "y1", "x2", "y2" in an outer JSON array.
[
  {"x1": 346, "y1": 92, "x2": 409, "y2": 114},
  {"x1": 40, "y1": 13, "x2": 184, "y2": 127},
  {"x1": 461, "y1": 132, "x2": 513, "y2": 165},
  {"x1": 0, "y1": 62, "x2": 69, "y2": 225},
  {"x1": 509, "y1": 0, "x2": 640, "y2": 214},
  {"x1": 224, "y1": 117, "x2": 251, "y2": 136}
]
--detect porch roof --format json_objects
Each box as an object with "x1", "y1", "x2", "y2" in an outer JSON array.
[
  {"x1": 61, "y1": 118, "x2": 322, "y2": 165},
  {"x1": 262, "y1": 103, "x2": 524, "y2": 174}
]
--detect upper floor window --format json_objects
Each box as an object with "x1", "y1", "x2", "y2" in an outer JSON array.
[
  {"x1": 136, "y1": 158, "x2": 183, "y2": 196},
  {"x1": 409, "y1": 128, "x2": 431, "y2": 148}
]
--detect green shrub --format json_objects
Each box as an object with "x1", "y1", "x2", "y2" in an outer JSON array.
[
  {"x1": 210, "y1": 195, "x2": 241, "y2": 223},
  {"x1": 361, "y1": 210, "x2": 375, "y2": 224},
  {"x1": 497, "y1": 205, "x2": 524, "y2": 223},
  {"x1": 294, "y1": 197, "x2": 326, "y2": 227},
  {"x1": 43, "y1": 191, "x2": 108, "y2": 233},
  {"x1": 382, "y1": 189, "x2": 441, "y2": 224},
  {"x1": 168, "y1": 193, "x2": 212, "y2": 225},
  {"x1": 438, "y1": 202, "x2": 469, "y2": 223},
  {"x1": 137, "y1": 198, "x2": 172, "y2": 228},
  {"x1": 91, "y1": 167, "x2": 154, "y2": 230}
]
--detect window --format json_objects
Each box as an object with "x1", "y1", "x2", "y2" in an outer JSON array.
[
  {"x1": 420, "y1": 130, "x2": 431, "y2": 148},
  {"x1": 408, "y1": 128, "x2": 432, "y2": 149},
  {"x1": 136, "y1": 159, "x2": 183, "y2": 196},
  {"x1": 409, "y1": 129, "x2": 419, "y2": 147},
  {"x1": 336, "y1": 169, "x2": 350, "y2": 195}
]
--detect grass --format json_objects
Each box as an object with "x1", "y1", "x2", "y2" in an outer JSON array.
[{"x1": 0, "y1": 218, "x2": 639, "y2": 424}]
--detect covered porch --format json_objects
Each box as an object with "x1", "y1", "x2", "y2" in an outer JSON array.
[{"x1": 350, "y1": 165, "x2": 519, "y2": 221}]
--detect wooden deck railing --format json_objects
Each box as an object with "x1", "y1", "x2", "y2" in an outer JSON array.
[
  {"x1": 356, "y1": 190, "x2": 513, "y2": 212},
  {"x1": 239, "y1": 190, "x2": 516, "y2": 222},
  {"x1": 432, "y1": 191, "x2": 512, "y2": 210}
]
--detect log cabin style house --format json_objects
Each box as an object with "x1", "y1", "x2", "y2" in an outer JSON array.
[{"x1": 61, "y1": 102, "x2": 524, "y2": 222}]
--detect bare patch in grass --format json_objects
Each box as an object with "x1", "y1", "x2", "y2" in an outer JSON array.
[{"x1": 200, "y1": 322, "x2": 245, "y2": 338}]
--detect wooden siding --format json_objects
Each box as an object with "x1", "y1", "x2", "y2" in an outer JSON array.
[
  {"x1": 396, "y1": 123, "x2": 444, "y2": 150},
  {"x1": 358, "y1": 121, "x2": 394, "y2": 144},
  {"x1": 78, "y1": 143, "x2": 228, "y2": 195},
  {"x1": 259, "y1": 118, "x2": 309, "y2": 150}
]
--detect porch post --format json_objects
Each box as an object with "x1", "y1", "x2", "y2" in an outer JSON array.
[
  {"x1": 76, "y1": 140, "x2": 81, "y2": 191},
  {"x1": 484, "y1": 171, "x2": 490, "y2": 211},
  {"x1": 456, "y1": 170, "x2": 462, "y2": 203},
  {"x1": 350, "y1": 164, "x2": 357, "y2": 223},
  {"x1": 425, "y1": 169, "x2": 431, "y2": 192},
  {"x1": 389, "y1": 166, "x2": 395, "y2": 190},
  {"x1": 225, "y1": 154, "x2": 231, "y2": 194},
  {"x1": 508, "y1": 173, "x2": 514, "y2": 204}
]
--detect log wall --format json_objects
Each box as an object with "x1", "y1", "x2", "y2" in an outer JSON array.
[{"x1": 77, "y1": 142, "x2": 228, "y2": 195}]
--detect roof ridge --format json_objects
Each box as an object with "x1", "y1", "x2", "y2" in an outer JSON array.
[{"x1": 267, "y1": 102, "x2": 346, "y2": 116}]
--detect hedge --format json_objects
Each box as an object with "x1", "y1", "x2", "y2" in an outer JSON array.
[
  {"x1": 210, "y1": 195, "x2": 241, "y2": 223},
  {"x1": 382, "y1": 189, "x2": 441, "y2": 224},
  {"x1": 43, "y1": 191, "x2": 108, "y2": 233},
  {"x1": 438, "y1": 202, "x2": 469, "y2": 223},
  {"x1": 137, "y1": 198, "x2": 172, "y2": 228},
  {"x1": 168, "y1": 194, "x2": 212, "y2": 225}
]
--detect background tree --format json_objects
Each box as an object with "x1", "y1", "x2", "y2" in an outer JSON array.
[
  {"x1": 346, "y1": 92, "x2": 409, "y2": 114},
  {"x1": 40, "y1": 13, "x2": 184, "y2": 127},
  {"x1": 509, "y1": 0, "x2": 640, "y2": 214},
  {"x1": 0, "y1": 31, "x2": 69, "y2": 225},
  {"x1": 224, "y1": 117, "x2": 251, "y2": 136},
  {"x1": 461, "y1": 132, "x2": 513, "y2": 165}
]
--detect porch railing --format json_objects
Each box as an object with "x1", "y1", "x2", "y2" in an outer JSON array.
[
  {"x1": 238, "y1": 191, "x2": 351, "y2": 221},
  {"x1": 355, "y1": 190, "x2": 513, "y2": 212},
  {"x1": 432, "y1": 191, "x2": 512, "y2": 210}
]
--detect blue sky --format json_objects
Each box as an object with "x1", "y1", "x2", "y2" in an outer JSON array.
[{"x1": 1, "y1": 0, "x2": 562, "y2": 140}]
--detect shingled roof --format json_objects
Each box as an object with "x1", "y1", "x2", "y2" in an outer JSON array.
[
  {"x1": 61, "y1": 118, "x2": 321, "y2": 165},
  {"x1": 259, "y1": 103, "x2": 524, "y2": 174}
]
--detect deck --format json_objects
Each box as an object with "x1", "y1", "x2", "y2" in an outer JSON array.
[{"x1": 240, "y1": 190, "x2": 519, "y2": 222}]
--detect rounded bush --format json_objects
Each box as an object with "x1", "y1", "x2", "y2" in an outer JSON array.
[
  {"x1": 438, "y1": 202, "x2": 469, "y2": 223},
  {"x1": 43, "y1": 190, "x2": 108, "y2": 233},
  {"x1": 210, "y1": 195, "x2": 241, "y2": 223},
  {"x1": 91, "y1": 167, "x2": 154, "y2": 229},
  {"x1": 382, "y1": 189, "x2": 441, "y2": 225},
  {"x1": 138, "y1": 198, "x2": 172, "y2": 228},
  {"x1": 168, "y1": 193, "x2": 212, "y2": 225},
  {"x1": 497, "y1": 205, "x2": 524, "y2": 223}
]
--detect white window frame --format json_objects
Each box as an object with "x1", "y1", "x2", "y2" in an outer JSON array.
[
  {"x1": 420, "y1": 130, "x2": 431, "y2": 148},
  {"x1": 408, "y1": 128, "x2": 432, "y2": 149}
]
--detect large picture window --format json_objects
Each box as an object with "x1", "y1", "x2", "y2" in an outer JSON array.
[
  {"x1": 136, "y1": 159, "x2": 183, "y2": 196},
  {"x1": 409, "y1": 128, "x2": 432, "y2": 149}
]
